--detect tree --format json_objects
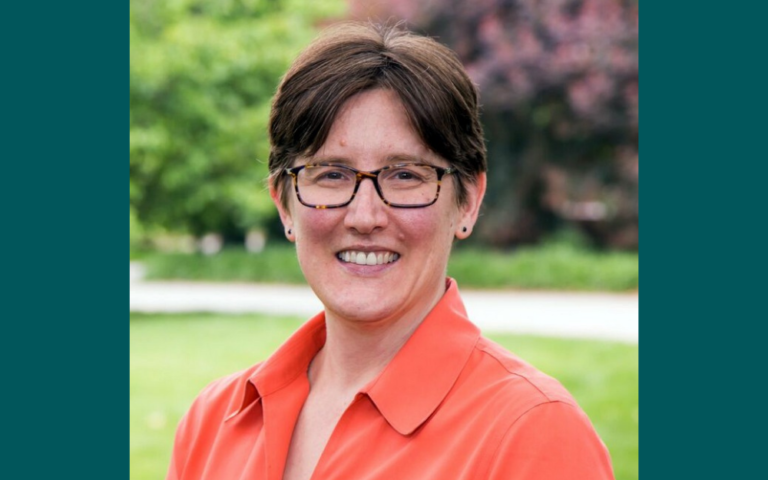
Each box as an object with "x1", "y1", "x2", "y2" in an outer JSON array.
[{"x1": 130, "y1": 0, "x2": 345, "y2": 242}]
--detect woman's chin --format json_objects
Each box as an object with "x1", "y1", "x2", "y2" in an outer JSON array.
[{"x1": 321, "y1": 289, "x2": 401, "y2": 325}]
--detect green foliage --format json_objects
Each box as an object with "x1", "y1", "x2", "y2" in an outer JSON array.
[
  {"x1": 143, "y1": 245, "x2": 305, "y2": 283},
  {"x1": 130, "y1": 313, "x2": 637, "y2": 480},
  {"x1": 448, "y1": 240, "x2": 639, "y2": 291},
  {"x1": 130, "y1": 0, "x2": 345, "y2": 238},
  {"x1": 140, "y1": 239, "x2": 638, "y2": 291}
]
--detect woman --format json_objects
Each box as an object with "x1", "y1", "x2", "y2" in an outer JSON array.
[{"x1": 167, "y1": 23, "x2": 614, "y2": 480}]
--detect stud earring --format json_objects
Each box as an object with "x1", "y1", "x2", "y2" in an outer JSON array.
[
  {"x1": 287, "y1": 228, "x2": 292, "y2": 235},
  {"x1": 462, "y1": 226, "x2": 468, "y2": 233}
]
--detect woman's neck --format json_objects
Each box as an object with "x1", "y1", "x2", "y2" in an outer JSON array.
[{"x1": 310, "y1": 289, "x2": 442, "y2": 392}]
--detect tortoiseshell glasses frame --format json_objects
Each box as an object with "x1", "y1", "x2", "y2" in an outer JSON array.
[{"x1": 285, "y1": 163, "x2": 456, "y2": 209}]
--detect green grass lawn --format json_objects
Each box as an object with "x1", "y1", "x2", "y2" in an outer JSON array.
[
  {"x1": 130, "y1": 313, "x2": 638, "y2": 480},
  {"x1": 139, "y1": 240, "x2": 638, "y2": 291}
]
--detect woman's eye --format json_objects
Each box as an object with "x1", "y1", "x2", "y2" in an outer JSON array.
[
  {"x1": 388, "y1": 168, "x2": 425, "y2": 182},
  {"x1": 321, "y1": 171, "x2": 345, "y2": 180},
  {"x1": 310, "y1": 167, "x2": 353, "y2": 184}
]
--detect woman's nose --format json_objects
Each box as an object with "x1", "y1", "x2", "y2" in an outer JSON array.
[{"x1": 343, "y1": 177, "x2": 388, "y2": 234}]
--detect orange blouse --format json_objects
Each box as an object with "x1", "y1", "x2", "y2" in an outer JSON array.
[{"x1": 167, "y1": 279, "x2": 614, "y2": 479}]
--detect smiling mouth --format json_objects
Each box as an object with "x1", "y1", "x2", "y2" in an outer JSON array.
[{"x1": 337, "y1": 250, "x2": 400, "y2": 266}]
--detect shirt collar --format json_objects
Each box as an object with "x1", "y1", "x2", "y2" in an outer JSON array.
[
  {"x1": 226, "y1": 278, "x2": 480, "y2": 435},
  {"x1": 225, "y1": 311, "x2": 327, "y2": 420},
  {"x1": 361, "y1": 278, "x2": 480, "y2": 435}
]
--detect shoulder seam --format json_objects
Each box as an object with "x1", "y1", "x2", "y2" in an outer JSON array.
[{"x1": 476, "y1": 344, "x2": 555, "y2": 403}]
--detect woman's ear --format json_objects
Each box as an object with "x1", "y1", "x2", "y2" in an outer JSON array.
[
  {"x1": 455, "y1": 172, "x2": 486, "y2": 240},
  {"x1": 270, "y1": 183, "x2": 295, "y2": 241}
]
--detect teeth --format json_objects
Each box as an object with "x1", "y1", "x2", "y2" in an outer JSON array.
[{"x1": 338, "y1": 250, "x2": 400, "y2": 266}]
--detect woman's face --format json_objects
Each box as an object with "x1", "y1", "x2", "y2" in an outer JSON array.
[{"x1": 272, "y1": 89, "x2": 485, "y2": 327}]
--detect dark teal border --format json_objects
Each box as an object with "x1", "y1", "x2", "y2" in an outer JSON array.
[
  {"x1": 2, "y1": 3, "x2": 125, "y2": 477},
  {"x1": 643, "y1": 3, "x2": 766, "y2": 478},
  {"x1": 6, "y1": 1, "x2": 764, "y2": 477}
]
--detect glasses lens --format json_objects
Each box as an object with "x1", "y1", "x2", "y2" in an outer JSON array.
[
  {"x1": 296, "y1": 165, "x2": 357, "y2": 206},
  {"x1": 379, "y1": 164, "x2": 440, "y2": 206}
]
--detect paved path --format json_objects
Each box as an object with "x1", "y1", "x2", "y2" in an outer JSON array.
[{"x1": 130, "y1": 264, "x2": 638, "y2": 344}]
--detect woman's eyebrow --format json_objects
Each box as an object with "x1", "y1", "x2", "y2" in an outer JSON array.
[
  {"x1": 304, "y1": 156, "x2": 353, "y2": 166},
  {"x1": 306, "y1": 154, "x2": 428, "y2": 167},
  {"x1": 385, "y1": 154, "x2": 426, "y2": 164}
]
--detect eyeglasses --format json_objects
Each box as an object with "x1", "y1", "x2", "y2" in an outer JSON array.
[{"x1": 285, "y1": 163, "x2": 456, "y2": 209}]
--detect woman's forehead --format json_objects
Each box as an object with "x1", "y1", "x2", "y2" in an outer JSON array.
[{"x1": 304, "y1": 90, "x2": 445, "y2": 167}]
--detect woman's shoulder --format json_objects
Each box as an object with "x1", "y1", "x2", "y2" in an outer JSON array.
[
  {"x1": 434, "y1": 335, "x2": 612, "y2": 476},
  {"x1": 468, "y1": 339, "x2": 615, "y2": 478},
  {"x1": 465, "y1": 336, "x2": 579, "y2": 408}
]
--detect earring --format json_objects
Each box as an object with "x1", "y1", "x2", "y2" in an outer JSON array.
[
  {"x1": 462, "y1": 226, "x2": 468, "y2": 233},
  {"x1": 287, "y1": 228, "x2": 292, "y2": 235}
]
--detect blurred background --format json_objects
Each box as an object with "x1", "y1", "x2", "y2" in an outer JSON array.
[
  {"x1": 130, "y1": 0, "x2": 638, "y2": 257},
  {"x1": 130, "y1": 1, "x2": 638, "y2": 479}
]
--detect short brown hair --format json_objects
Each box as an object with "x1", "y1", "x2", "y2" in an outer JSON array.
[{"x1": 268, "y1": 22, "x2": 487, "y2": 208}]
